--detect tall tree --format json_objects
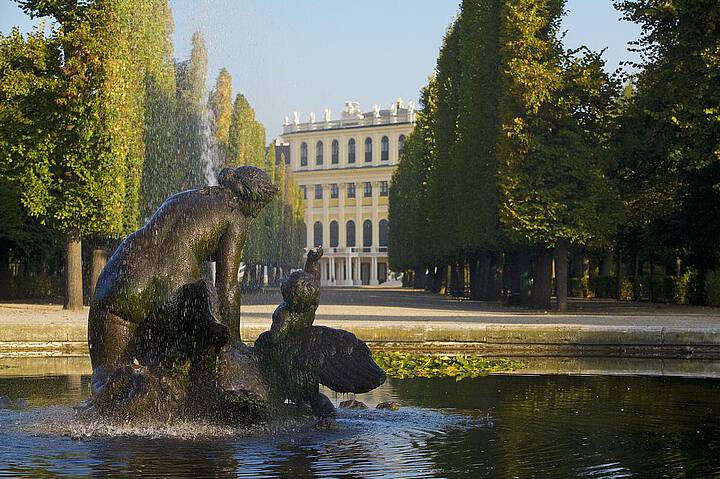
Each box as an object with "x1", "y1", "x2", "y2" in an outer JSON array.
[
  {"x1": 455, "y1": 0, "x2": 504, "y2": 299},
  {"x1": 208, "y1": 67, "x2": 233, "y2": 170},
  {"x1": 614, "y1": 0, "x2": 720, "y2": 302},
  {"x1": 427, "y1": 23, "x2": 461, "y2": 275},
  {"x1": 175, "y1": 31, "x2": 208, "y2": 189},
  {"x1": 12, "y1": 0, "x2": 139, "y2": 309},
  {"x1": 139, "y1": 0, "x2": 180, "y2": 219},
  {"x1": 497, "y1": 0, "x2": 618, "y2": 310},
  {"x1": 0, "y1": 26, "x2": 65, "y2": 298},
  {"x1": 389, "y1": 79, "x2": 437, "y2": 280},
  {"x1": 228, "y1": 93, "x2": 265, "y2": 168}
]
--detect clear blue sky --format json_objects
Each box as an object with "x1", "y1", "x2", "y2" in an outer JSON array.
[{"x1": 1, "y1": 0, "x2": 640, "y2": 138}]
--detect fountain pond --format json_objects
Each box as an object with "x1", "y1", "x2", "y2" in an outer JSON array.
[{"x1": 2, "y1": 371, "x2": 720, "y2": 478}]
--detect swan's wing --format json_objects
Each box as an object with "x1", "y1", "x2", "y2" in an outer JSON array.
[{"x1": 285, "y1": 326, "x2": 386, "y2": 393}]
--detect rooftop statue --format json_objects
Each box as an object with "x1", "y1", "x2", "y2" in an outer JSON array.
[{"x1": 87, "y1": 168, "x2": 385, "y2": 423}]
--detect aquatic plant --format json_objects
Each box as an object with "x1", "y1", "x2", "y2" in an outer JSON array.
[{"x1": 371, "y1": 351, "x2": 524, "y2": 380}]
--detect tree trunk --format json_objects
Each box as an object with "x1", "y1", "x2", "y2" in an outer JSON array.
[
  {"x1": 599, "y1": 249, "x2": 613, "y2": 277},
  {"x1": 436, "y1": 264, "x2": 447, "y2": 294},
  {"x1": 469, "y1": 257, "x2": 481, "y2": 300},
  {"x1": 582, "y1": 255, "x2": 590, "y2": 297},
  {"x1": 488, "y1": 253, "x2": 504, "y2": 301},
  {"x1": 675, "y1": 256, "x2": 682, "y2": 277},
  {"x1": 478, "y1": 253, "x2": 491, "y2": 300},
  {"x1": 457, "y1": 259, "x2": 467, "y2": 296},
  {"x1": 518, "y1": 249, "x2": 532, "y2": 306},
  {"x1": 89, "y1": 246, "x2": 108, "y2": 302},
  {"x1": 632, "y1": 252, "x2": 640, "y2": 301},
  {"x1": 448, "y1": 262, "x2": 459, "y2": 296},
  {"x1": 555, "y1": 240, "x2": 569, "y2": 312},
  {"x1": 415, "y1": 268, "x2": 427, "y2": 289},
  {"x1": 531, "y1": 248, "x2": 552, "y2": 310},
  {"x1": 615, "y1": 248, "x2": 623, "y2": 300},
  {"x1": 64, "y1": 230, "x2": 83, "y2": 311},
  {"x1": 0, "y1": 244, "x2": 11, "y2": 300},
  {"x1": 503, "y1": 251, "x2": 516, "y2": 302},
  {"x1": 426, "y1": 267, "x2": 437, "y2": 293},
  {"x1": 648, "y1": 255, "x2": 655, "y2": 303}
]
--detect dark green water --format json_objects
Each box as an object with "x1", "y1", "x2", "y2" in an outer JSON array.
[{"x1": 1, "y1": 374, "x2": 720, "y2": 478}]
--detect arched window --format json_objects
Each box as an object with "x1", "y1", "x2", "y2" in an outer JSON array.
[
  {"x1": 316, "y1": 141, "x2": 323, "y2": 166},
  {"x1": 348, "y1": 138, "x2": 356, "y2": 164},
  {"x1": 363, "y1": 220, "x2": 372, "y2": 247},
  {"x1": 381, "y1": 136, "x2": 389, "y2": 161},
  {"x1": 379, "y1": 219, "x2": 389, "y2": 247},
  {"x1": 313, "y1": 221, "x2": 323, "y2": 247},
  {"x1": 331, "y1": 140, "x2": 339, "y2": 165},
  {"x1": 398, "y1": 135, "x2": 406, "y2": 157},
  {"x1": 329, "y1": 221, "x2": 339, "y2": 247},
  {"x1": 346, "y1": 220, "x2": 356, "y2": 247},
  {"x1": 300, "y1": 142, "x2": 308, "y2": 167},
  {"x1": 364, "y1": 137, "x2": 372, "y2": 162}
]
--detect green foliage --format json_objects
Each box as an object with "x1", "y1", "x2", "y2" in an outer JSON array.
[
  {"x1": 390, "y1": 0, "x2": 621, "y2": 304},
  {"x1": 427, "y1": 23, "x2": 460, "y2": 262},
  {"x1": 455, "y1": 0, "x2": 503, "y2": 254},
  {"x1": 389, "y1": 80, "x2": 437, "y2": 272},
  {"x1": 3, "y1": 0, "x2": 181, "y2": 237},
  {"x1": 174, "y1": 31, "x2": 209, "y2": 190},
  {"x1": 372, "y1": 351, "x2": 525, "y2": 380},
  {"x1": 208, "y1": 67, "x2": 233, "y2": 169},
  {"x1": 613, "y1": 0, "x2": 720, "y2": 284},
  {"x1": 589, "y1": 276, "x2": 616, "y2": 299},
  {"x1": 228, "y1": 93, "x2": 265, "y2": 168},
  {"x1": 672, "y1": 271, "x2": 693, "y2": 305},
  {"x1": 498, "y1": 0, "x2": 619, "y2": 249}
]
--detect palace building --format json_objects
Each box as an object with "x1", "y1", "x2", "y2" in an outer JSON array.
[{"x1": 280, "y1": 99, "x2": 415, "y2": 286}]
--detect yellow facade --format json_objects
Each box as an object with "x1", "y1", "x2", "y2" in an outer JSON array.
[{"x1": 281, "y1": 101, "x2": 415, "y2": 285}]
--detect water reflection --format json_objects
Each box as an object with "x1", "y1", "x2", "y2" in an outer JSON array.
[{"x1": 2, "y1": 374, "x2": 720, "y2": 478}]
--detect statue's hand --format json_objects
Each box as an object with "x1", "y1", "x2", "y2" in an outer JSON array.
[{"x1": 307, "y1": 246, "x2": 323, "y2": 262}]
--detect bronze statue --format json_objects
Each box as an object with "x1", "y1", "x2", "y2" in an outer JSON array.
[
  {"x1": 255, "y1": 247, "x2": 386, "y2": 418},
  {"x1": 87, "y1": 169, "x2": 385, "y2": 423}
]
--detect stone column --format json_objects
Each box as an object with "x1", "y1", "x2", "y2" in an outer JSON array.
[
  {"x1": 373, "y1": 134, "x2": 381, "y2": 167},
  {"x1": 339, "y1": 136, "x2": 346, "y2": 169},
  {"x1": 370, "y1": 256, "x2": 379, "y2": 285},
  {"x1": 329, "y1": 256, "x2": 335, "y2": 286},
  {"x1": 339, "y1": 183, "x2": 346, "y2": 248},
  {"x1": 371, "y1": 181, "x2": 380, "y2": 251},
  {"x1": 305, "y1": 182, "x2": 313, "y2": 251},
  {"x1": 353, "y1": 257, "x2": 360, "y2": 285},
  {"x1": 322, "y1": 183, "x2": 330, "y2": 246},
  {"x1": 316, "y1": 184, "x2": 328, "y2": 286},
  {"x1": 354, "y1": 181, "x2": 362, "y2": 248},
  {"x1": 354, "y1": 186, "x2": 363, "y2": 286}
]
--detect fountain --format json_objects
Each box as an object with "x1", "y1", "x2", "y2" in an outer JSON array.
[{"x1": 86, "y1": 165, "x2": 386, "y2": 422}]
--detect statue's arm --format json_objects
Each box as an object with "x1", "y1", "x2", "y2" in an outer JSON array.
[
  {"x1": 216, "y1": 222, "x2": 245, "y2": 343},
  {"x1": 270, "y1": 303, "x2": 290, "y2": 344}
]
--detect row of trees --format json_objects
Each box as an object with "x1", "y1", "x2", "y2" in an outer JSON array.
[
  {"x1": 0, "y1": 0, "x2": 304, "y2": 307},
  {"x1": 390, "y1": 0, "x2": 720, "y2": 309}
]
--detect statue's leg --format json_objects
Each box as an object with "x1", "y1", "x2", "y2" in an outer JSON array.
[
  {"x1": 132, "y1": 279, "x2": 229, "y2": 368},
  {"x1": 88, "y1": 308, "x2": 137, "y2": 393},
  {"x1": 173, "y1": 278, "x2": 229, "y2": 352},
  {"x1": 310, "y1": 392, "x2": 336, "y2": 419}
]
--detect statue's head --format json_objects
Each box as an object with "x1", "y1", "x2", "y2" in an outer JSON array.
[
  {"x1": 307, "y1": 246, "x2": 323, "y2": 264},
  {"x1": 218, "y1": 166, "x2": 278, "y2": 217},
  {"x1": 281, "y1": 271, "x2": 319, "y2": 313}
]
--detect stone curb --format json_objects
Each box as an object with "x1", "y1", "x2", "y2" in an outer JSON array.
[{"x1": 2, "y1": 320, "x2": 720, "y2": 359}]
